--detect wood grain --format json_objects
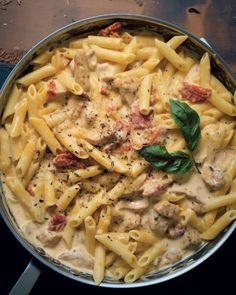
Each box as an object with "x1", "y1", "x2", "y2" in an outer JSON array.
[{"x1": 0, "y1": 48, "x2": 27, "y2": 64}]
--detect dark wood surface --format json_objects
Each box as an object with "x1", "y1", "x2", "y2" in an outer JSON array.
[
  {"x1": 0, "y1": 0, "x2": 235, "y2": 70},
  {"x1": 0, "y1": 48, "x2": 26, "y2": 64}
]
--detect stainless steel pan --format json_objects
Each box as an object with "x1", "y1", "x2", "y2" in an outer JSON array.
[{"x1": 0, "y1": 13, "x2": 235, "y2": 293}]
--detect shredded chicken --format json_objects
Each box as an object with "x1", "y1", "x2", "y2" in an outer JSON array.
[
  {"x1": 154, "y1": 200, "x2": 180, "y2": 219},
  {"x1": 167, "y1": 223, "x2": 186, "y2": 239},
  {"x1": 142, "y1": 209, "x2": 170, "y2": 234},
  {"x1": 201, "y1": 163, "x2": 225, "y2": 191},
  {"x1": 200, "y1": 149, "x2": 236, "y2": 191},
  {"x1": 115, "y1": 198, "x2": 149, "y2": 211},
  {"x1": 158, "y1": 248, "x2": 183, "y2": 268},
  {"x1": 74, "y1": 50, "x2": 90, "y2": 92},
  {"x1": 83, "y1": 101, "x2": 98, "y2": 124},
  {"x1": 86, "y1": 49, "x2": 97, "y2": 71},
  {"x1": 112, "y1": 77, "x2": 141, "y2": 104},
  {"x1": 59, "y1": 246, "x2": 93, "y2": 270},
  {"x1": 184, "y1": 64, "x2": 200, "y2": 85},
  {"x1": 116, "y1": 209, "x2": 141, "y2": 232},
  {"x1": 182, "y1": 227, "x2": 202, "y2": 249},
  {"x1": 36, "y1": 230, "x2": 62, "y2": 247},
  {"x1": 194, "y1": 122, "x2": 233, "y2": 164},
  {"x1": 130, "y1": 126, "x2": 167, "y2": 150},
  {"x1": 142, "y1": 178, "x2": 172, "y2": 198}
]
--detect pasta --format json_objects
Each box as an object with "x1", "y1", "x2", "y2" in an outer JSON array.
[{"x1": 1, "y1": 22, "x2": 235, "y2": 285}]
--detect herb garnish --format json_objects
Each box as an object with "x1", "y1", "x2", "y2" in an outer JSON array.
[
  {"x1": 139, "y1": 145, "x2": 193, "y2": 174},
  {"x1": 170, "y1": 99, "x2": 200, "y2": 151},
  {"x1": 138, "y1": 99, "x2": 201, "y2": 174}
]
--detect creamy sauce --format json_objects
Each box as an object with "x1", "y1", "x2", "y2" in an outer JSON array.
[
  {"x1": 1, "y1": 28, "x2": 235, "y2": 284},
  {"x1": 3, "y1": 178, "x2": 201, "y2": 277}
]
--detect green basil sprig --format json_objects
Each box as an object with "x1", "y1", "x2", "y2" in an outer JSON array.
[
  {"x1": 138, "y1": 99, "x2": 201, "y2": 174},
  {"x1": 170, "y1": 99, "x2": 201, "y2": 152},
  {"x1": 138, "y1": 145, "x2": 193, "y2": 174}
]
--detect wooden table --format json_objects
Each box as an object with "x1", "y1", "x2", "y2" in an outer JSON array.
[{"x1": 0, "y1": 0, "x2": 235, "y2": 71}]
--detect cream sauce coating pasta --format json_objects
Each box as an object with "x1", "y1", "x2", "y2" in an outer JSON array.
[{"x1": 1, "y1": 22, "x2": 236, "y2": 284}]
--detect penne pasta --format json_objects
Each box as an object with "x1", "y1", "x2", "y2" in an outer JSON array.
[
  {"x1": 2, "y1": 84, "x2": 23, "y2": 123},
  {"x1": 69, "y1": 190, "x2": 105, "y2": 227},
  {"x1": 57, "y1": 184, "x2": 81, "y2": 211},
  {"x1": 17, "y1": 64, "x2": 57, "y2": 86},
  {"x1": 84, "y1": 216, "x2": 97, "y2": 256},
  {"x1": 200, "y1": 210, "x2": 236, "y2": 240},
  {"x1": 1, "y1": 26, "x2": 235, "y2": 285},
  {"x1": 10, "y1": 98, "x2": 28, "y2": 138},
  {"x1": 95, "y1": 233, "x2": 137, "y2": 268},
  {"x1": 137, "y1": 240, "x2": 167, "y2": 267},
  {"x1": 91, "y1": 44, "x2": 136, "y2": 64},
  {"x1": 29, "y1": 117, "x2": 62, "y2": 154}
]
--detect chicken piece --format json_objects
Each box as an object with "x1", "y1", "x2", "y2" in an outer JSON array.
[
  {"x1": 168, "y1": 172, "x2": 211, "y2": 204},
  {"x1": 82, "y1": 126, "x2": 115, "y2": 146},
  {"x1": 112, "y1": 77, "x2": 141, "y2": 104},
  {"x1": 184, "y1": 64, "x2": 200, "y2": 85},
  {"x1": 142, "y1": 209, "x2": 170, "y2": 234},
  {"x1": 167, "y1": 223, "x2": 186, "y2": 239},
  {"x1": 200, "y1": 149, "x2": 236, "y2": 191},
  {"x1": 180, "y1": 82, "x2": 211, "y2": 103},
  {"x1": 84, "y1": 101, "x2": 98, "y2": 124},
  {"x1": 182, "y1": 227, "x2": 202, "y2": 249},
  {"x1": 130, "y1": 126, "x2": 167, "y2": 150},
  {"x1": 114, "y1": 119, "x2": 131, "y2": 141},
  {"x1": 154, "y1": 200, "x2": 180, "y2": 219},
  {"x1": 74, "y1": 50, "x2": 90, "y2": 92},
  {"x1": 194, "y1": 122, "x2": 232, "y2": 164},
  {"x1": 96, "y1": 63, "x2": 117, "y2": 80},
  {"x1": 21, "y1": 221, "x2": 37, "y2": 238},
  {"x1": 36, "y1": 230, "x2": 62, "y2": 247},
  {"x1": 59, "y1": 245, "x2": 93, "y2": 270},
  {"x1": 182, "y1": 199, "x2": 203, "y2": 215},
  {"x1": 142, "y1": 178, "x2": 172, "y2": 198},
  {"x1": 86, "y1": 49, "x2": 97, "y2": 71},
  {"x1": 117, "y1": 209, "x2": 141, "y2": 232},
  {"x1": 130, "y1": 101, "x2": 152, "y2": 129},
  {"x1": 63, "y1": 95, "x2": 85, "y2": 122},
  {"x1": 201, "y1": 163, "x2": 225, "y2": 191},
  {"x1": 115, "y1": 198, "x2": 149, "y2": 211},
  {"x1": 158, "y1": 248, "x2": 183, "y2": 268},
  {"x1": 87, "y1": 118, "x2": 130, "y2": 148}
]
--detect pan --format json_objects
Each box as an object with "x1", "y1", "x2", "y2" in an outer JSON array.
[{"x1": 0, "y1": 14, "x2": 235, "y2": 293}]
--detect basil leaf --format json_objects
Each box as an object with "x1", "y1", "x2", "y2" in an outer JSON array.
[
  {"x1": 170, "y1": 99, "x2": 201, "y2": 151},
  {"x1": 139, "y1": 145, "x2": 193, "y2": 174}
]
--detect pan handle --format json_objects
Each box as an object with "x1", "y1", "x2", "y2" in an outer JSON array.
[{"x1": 9, "y1": 258, "x2": 41, "y2": 295}]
